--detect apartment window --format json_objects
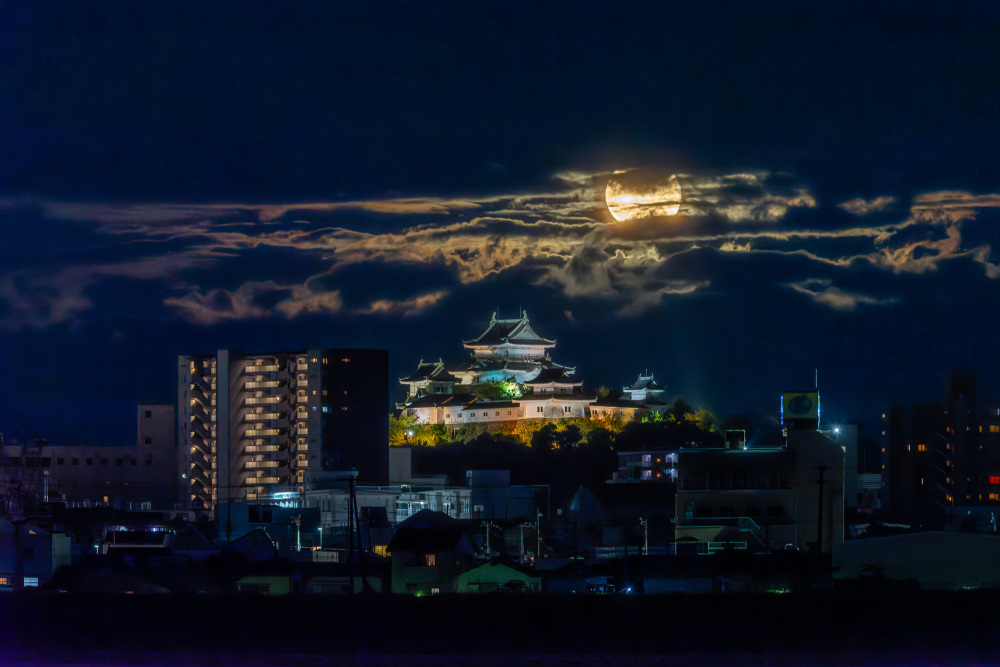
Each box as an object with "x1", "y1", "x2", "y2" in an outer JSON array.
[
  {"x1": 86, "y1": 458, "x2": 94, "y2": 466},
  {"x1": 482, "y1": 412, "x2": 487, "y2": 417},
  {"x1": 101, "y1": 458, "x2": 108, "y2": 465},
  {"x1": 495, "y1": 411, "x2": 500, "y2": 416},
  {"x1": 991, "y1": 493, "x2": 999, "y2": 501},
  {"x1": 57, "y1": 458, "x2": 64, "y2": 466},
  {"x1": 116, "y1": 458, "x2": 123, "y2": 466},
  {"x1": 131, "y1": 459, "x2": 137, "y2": 466},
  {"x1": 23, "y1": 577, "x2": 38, "y2": 587},
  {"x1": 145, "y1": 455, "x2": 153, "y2": 466},
  {"x1": 144, "y1": 410, "x2": 152, "y2": 418},
  {"x1": 917, "y1": 444, "x2": 927, "y2": 452},
  {"x1": 424, "y1": 554, "x2": 436, "y2": 566},
  {"x1": 72, "y1": 458, "x2": 79, "y2": 466},
  {"x1": 144, "y1": 437, "x2": 152, "y2": 445},
  {"x1": 0, "y1": 577, "x2": 7, "y2": 586},
  {"x1": 537, "y1": 407, "x2": 543, "y2": 413}
]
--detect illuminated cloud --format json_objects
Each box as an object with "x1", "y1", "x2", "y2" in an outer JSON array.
[
  {"x1": 359, "y1": 291, "x2": 448, "y2": 317},
  {"x1": 676, "y1": 172, "x2": 817, "y2": 222},
  {"x1": 274, "y1": 286, "x2": 344, "y2": 319},
  {"x1": 787, "y1": 279, "x2": 898, "y2": 311},
  {"x1": 7, "y1": 182, "x2": 1000, "y2": 331},
  {"x1": 163, "y1": 282, "x2": 277, "y2": 325},
  {"x1": 837, "y1": 196, "x2": 896, "y2": 216}
]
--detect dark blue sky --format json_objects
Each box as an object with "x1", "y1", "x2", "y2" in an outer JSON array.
[{"x1": 2, "y1": 2, "x2": 1000, "y2": 444}]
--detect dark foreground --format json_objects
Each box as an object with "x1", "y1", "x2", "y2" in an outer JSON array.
[{"x1": 2, "y1": 590, "x2": 1000, "y2": 665}]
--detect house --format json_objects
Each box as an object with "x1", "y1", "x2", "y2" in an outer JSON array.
[
  {"x1": 456, "y1": 559, "x2": 541, "y2": 593},
  {"x1": 388, "y1": 509, "x2": 480, "y2": 594}
]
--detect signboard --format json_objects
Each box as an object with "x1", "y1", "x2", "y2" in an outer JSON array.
[{"x1": 781, "y1": 391, "x2": 819, "y2": 426}]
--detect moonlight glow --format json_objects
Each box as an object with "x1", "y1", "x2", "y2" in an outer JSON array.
[{"x1": 606, "y1": 173, "x2": 683, "y2": 222}]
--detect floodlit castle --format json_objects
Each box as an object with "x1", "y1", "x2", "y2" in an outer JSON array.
[{"x1": 399, "y1": 311, "x2": 594, "y2": 425}]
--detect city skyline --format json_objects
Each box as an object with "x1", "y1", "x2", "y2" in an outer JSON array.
[{"x1": 3, "y1": 3, "x2": 1000, "y2": 444}]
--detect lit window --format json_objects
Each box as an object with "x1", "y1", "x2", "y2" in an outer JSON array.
[
  {"x1": 991, "y1": 476, "x2": 1000, "y2": 485},
  {"x1": 23, "y1": 577, "x2": 38, "y2": 587},
  {"x1": 992, "y1": 425, "x2": 1000, "y2": 433},
  {"x1": 341, "y1": 358, "x2": 350, "y2": 363},
  {"x1": 917, "y1": 444, "x2": 927, "y2": 452},
  {"x1": 424, "y1": 554, "x2": 436, "y2": 566},
  {"x1": 991, "y1": 493, "x2": 999, "y2": 501}
]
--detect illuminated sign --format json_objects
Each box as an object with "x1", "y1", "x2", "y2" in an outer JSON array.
[
  {"x1": 271, "y1": 492, "x2": 300, "y2": 500},
  {"x1": 781, "y1": 391, "x2": 820, "y2": 425}
]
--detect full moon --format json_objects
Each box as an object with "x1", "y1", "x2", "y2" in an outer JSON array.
[{"x1": 605, "y1": 173, "x2": 682, "y2": 222}]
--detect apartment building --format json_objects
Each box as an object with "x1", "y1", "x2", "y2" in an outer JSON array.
[{"x1": 177, "y1": 349, "x2": 388, "y2": 537}]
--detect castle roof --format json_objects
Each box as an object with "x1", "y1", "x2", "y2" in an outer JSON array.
[
  {"x1": 463, "y1": 311, "x2": 556, "y2": 348},
  {"x1": 403, "y1": 394, "x2": 475, "y2": 409},
  {"x1": 524, "y1": 367, "x2": 581, "y2": 385},
  {"x1": 400, "y1": 359, "x2": 459, "y2": 383},
  {"x1": 629, "y1": 374, "x2": 665, "y2": 391}
]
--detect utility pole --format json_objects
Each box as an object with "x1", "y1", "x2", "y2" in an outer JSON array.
[
  {"x1": 536, "y1": 510, "x2": 542, "y2": 563},
  {"x1": 816, "y1": 465, "x2": 830, "y2": 555}
]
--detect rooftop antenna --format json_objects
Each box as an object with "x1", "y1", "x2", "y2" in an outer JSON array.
[{"x1": 815, "y1": 367, "x2": 819, "y2": 390}]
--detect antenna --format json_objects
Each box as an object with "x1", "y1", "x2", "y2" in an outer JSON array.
[{"x1": 815, "y1": 367, "x2": 819, "y2": 389}]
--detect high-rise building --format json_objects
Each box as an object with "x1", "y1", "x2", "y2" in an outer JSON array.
[{"x1": 177, "y1": 349, "x2": 389, "y2": 534}]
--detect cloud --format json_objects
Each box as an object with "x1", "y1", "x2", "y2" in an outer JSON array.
[
  {"x1": 837, "y1": 196, "x2": 896, "y2": 216},
  {"x1": 618, "y1": 280, "x2": 711, "y2": 316},
  {"x1": 359, "y1": 291, "x2": 448, "y2": 317},
  {"x1": 9, "y1": 181, "x2": 1000, "y2": 332},
  {"x1": 676, "y1": 172, "x2": 817, "y2": 222},
  {"x1": 274, "y1": 286, "x2": 344, "y2": 318},
  {"x1": 786, "y1": 279, "x2": 898, "y2": 311},
  {"x1": 163, "y1": 282, "x2": 276, "y2": 325}
]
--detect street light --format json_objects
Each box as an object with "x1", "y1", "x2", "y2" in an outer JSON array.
[{"x1": 318, "y1": 526, "x2": 323, "y2": 550}]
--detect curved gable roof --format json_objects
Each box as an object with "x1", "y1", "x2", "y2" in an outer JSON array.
[{"x1": 464, "y1": 311, "x2": 556, "y2": 348}]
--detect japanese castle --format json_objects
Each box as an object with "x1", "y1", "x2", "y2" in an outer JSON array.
[
  {"x1": 399, "y1": 311, "x2": 593, "y2": 425},
  {"x1": 399, "y1": 312, "x2": 670, "y2": 427}
]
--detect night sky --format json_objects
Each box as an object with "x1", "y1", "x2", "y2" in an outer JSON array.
[{"x1": 3, "y1": 2, "x2": 1000, "y2": 445}]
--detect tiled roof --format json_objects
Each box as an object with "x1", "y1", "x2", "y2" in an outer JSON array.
[
  {"x1": 629, "y1": 374, "x2": 665, "y2": 391},
  {"x1": 402, "y1": 394, "x2": 475, "y2": 409},
  {"x1": 400, "y1": 359, "x2": 459, "y2": 382},
  {"x1": 464, "y1": 311, "x2": 556, "y2": 347},
  {"x1": 525, "y1": 368, "x2": 580, "y2": 385}
]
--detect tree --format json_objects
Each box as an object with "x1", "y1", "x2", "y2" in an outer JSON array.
[
  {"x1": 388, "y1": 413, "x2": 417, "y2": 446},
  {"x1": 531, "y1": 424, "x2": 557, "y2": 454}
]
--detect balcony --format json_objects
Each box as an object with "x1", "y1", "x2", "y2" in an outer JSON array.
[
  {"x1": 245, "y1": 412, "x2": 282, "y2": 422},
  {"x1": 244, "y1": 460, "x2": 279, "y2": 470},
  {"x1": 244, "y1": 364, "x2": 280, "y2": 374},
  {"x1": 244, "y1": 427, "x2": 284, "y2": 438},
  {"x1": 245, "y1": 396, "x2": 281, "y2": 406},
  {"x1": 244, "y1": 444, "x2": 280, "y2": 454},
  {"x1": 244, "y1": 380, "x2": 281, "y2": 390}
]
